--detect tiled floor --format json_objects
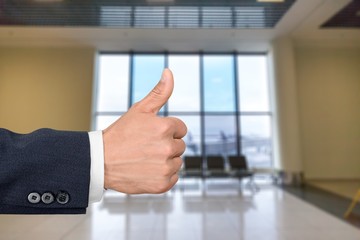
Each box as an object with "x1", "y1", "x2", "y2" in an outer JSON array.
[
  {"x1": 283, "y1": 181, "x2": 360, "y2": 229},
  {"x1": 307, "y1": 180, "x2": 360, "y2": 200},
  {"x1": 1, "y1": 183, "x2": 360, "y2": 240}
]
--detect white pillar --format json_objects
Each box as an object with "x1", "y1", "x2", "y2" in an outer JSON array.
[{"x1": 269, "y1": 37, "x2": 303, "y2": 180}]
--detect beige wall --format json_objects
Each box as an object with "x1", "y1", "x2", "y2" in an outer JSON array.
[
  {"x1": 295, "y1": 46, "x2": 360, "y2": 179},
  {"x1": 0, "y1": 47, "x2": 95, "y2": 133}
]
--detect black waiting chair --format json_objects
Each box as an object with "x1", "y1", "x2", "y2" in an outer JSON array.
[
  {"x1": 228, "y1": 155, "x2": 258, "y2": 190},
  {"x1": 206, "y1": 155, "x2": 229, "y2": 178},
  {"x1": 180, "y1": 156, "x2": 204, "y2": 191},
  {"x1": 182, "y1": 156, "x2": 203, "y2": 178}
]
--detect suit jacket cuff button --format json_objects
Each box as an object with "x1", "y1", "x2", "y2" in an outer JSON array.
[
  {"x1": 28, "y1": 192, "x2": 41, "y2": 204},
  {"x1": 41, "y1": 192, "x2": 55, "y2": 204},
  {"x1": 56, "y1": 191, "x2": 70, "y2": 205}
]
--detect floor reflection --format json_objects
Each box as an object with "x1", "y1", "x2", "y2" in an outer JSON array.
[
  {"x1": 90, "y1": 184, "x2": 258, "y2": 240},
  {"x1": 1, "y1": 183, "x2": 360, "y2": 240}
]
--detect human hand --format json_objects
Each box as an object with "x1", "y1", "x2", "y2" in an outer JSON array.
[{"x1": 102, "y1": 69, "x2": 187, "y2": 194}]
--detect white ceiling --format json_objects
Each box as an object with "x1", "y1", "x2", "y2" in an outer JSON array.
[{"x1": 0, "y1": 0, "x2": 359, "y2": 51}]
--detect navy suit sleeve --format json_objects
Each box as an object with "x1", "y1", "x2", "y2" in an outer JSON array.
[{"x1": 0, "y1": 128, "x2": 91, "y2": 214}]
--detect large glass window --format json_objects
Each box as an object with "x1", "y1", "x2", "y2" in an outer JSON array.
[
  {"x1": 203, "y1": 55, "x2": 235, "y2": 112},
  {"x1": 238, "y1": 56, "x2": 270, "y2": 112},
  {"x1": 97, "y1": 55, "x2": 129, "y2": 112},
  {"x1": 204, "y1": 115, "x2": 237, "y2": 156},
  {"x1": 168, "y1": 55, "x2": 200, "y2": 112},
  {"x1": 94, "y1": 53, "x2": 273, "y2": 168},
  {"x1": 132, "y1": 55, "x2": 165, "y2": 104},
  {"x1": 240, "y1": 115, "x2": 272, "y2": 168},
  {"x1": 237, "y1": 55, "x2": 272, "y2": 167}
]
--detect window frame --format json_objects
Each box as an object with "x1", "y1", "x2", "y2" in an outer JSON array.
[{"x1": 93, "y1": 51, "x2": 274, "y2": 168}]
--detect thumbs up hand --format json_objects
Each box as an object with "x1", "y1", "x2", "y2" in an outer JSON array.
[{"x1": 103, "y1": 69, "x2": 187, "y2": 194}]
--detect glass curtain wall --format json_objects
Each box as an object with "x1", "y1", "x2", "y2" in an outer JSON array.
[{"x1": 95, "y1": 53, "x2": 272, "y2": 168}]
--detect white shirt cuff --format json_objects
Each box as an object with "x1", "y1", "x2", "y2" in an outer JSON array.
[{"x1": 88, "y1": 131, "x2": 105, "y2": 204}]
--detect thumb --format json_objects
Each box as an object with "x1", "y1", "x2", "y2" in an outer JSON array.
[{"x1": 134, "y1": 68, "x2": 174, "y2": 114}]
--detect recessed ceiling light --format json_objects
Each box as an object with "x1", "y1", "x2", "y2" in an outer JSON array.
[
  {"x1": 146, "y1": 0, "x2": 175, "y2": 3},
  {"x1": 257, "y1": 0, "x2": 284, "y2": 2},
  {"x1": 34, "y1": 0, "x2": 63, "y2": 2}
]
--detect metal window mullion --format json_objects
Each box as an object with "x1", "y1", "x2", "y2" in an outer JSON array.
[
  {"x1": 200, "y1": 52, "x2": 206, "y2": 163},
  {"x1": 164, "y1": 52, "x2": 169, "y2": 116},
  {"x1": 129, "y1": 52, "x2": 134, "y2": 109},
  {"x1": 233, "y1": 53, "x2": 241, "y2": 156}
]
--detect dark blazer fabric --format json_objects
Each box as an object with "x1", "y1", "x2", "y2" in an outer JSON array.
[{"x1": 0, "y1": 128, "x2": 91, "y2": 214}]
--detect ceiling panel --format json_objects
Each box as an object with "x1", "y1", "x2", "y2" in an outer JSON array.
[
  {"x1": 322, "y1": 0, "x2": 360, "y2": 28},
  {"x1": 0, "y1": 0, "x2": 296, "y2": 29}
]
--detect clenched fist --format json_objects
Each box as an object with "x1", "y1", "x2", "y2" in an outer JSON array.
[{"x1": 102, "y1": 69, "x2": 187, "y2": 194}]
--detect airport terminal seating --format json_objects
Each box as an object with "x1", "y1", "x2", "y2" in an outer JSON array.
[
  {"x1": 228, "y1": 155, "x2": 258, "y2": 190},
  {"x1": 180, "y1": 156, "x2": 204, "y2": 191},
  {"x1": 181, "y1": 154, "x2": 258, "y2": 191},
  {"x1": 205, "y1": 155, "x2": 229, "y2": 178},
  {"x1": 182, "y1": 156, "x2": 204, "y2": 178}
]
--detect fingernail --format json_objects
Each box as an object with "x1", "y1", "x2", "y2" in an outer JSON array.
[{"x1": 160, "y1": 69, "x2": 167, "y2": 83}]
